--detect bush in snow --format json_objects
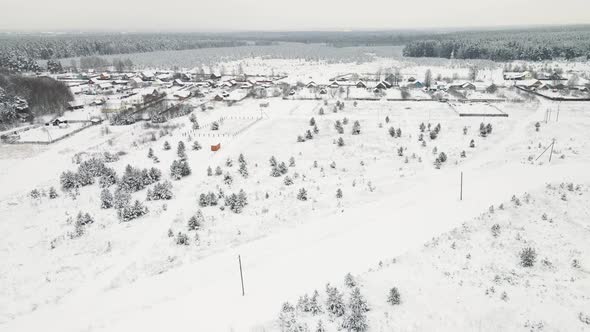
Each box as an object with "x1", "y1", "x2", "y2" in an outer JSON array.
[
  {"x1": 429, "y1": 130, "x2": 438, "y2": 140},
  {"x1": 192, "y1": 140, "x2": 202, "y2": 150},
  {"x1": 491, "y1": 224, "x2": 501, "y2": 237},
  {"x1": 520, "y1": 247, "x2": 537, "y2": 267},
  {"x1": 29, "y1": 189, "x2": 41, "y2": 199},
  {"x1": 284, "y1": 176, "x2": 294, "y2": 186},
  {"x1": 223, "y1": 173, "x2": 233, "y2": 185},
  {"x1": 289, "y1": 157, "x2": 296, "y2": 167},
  {"x1": 270, "y1": 156, "x2": 278, "y2": 167},
  {"x1": 387, "y1": 287, "x2": 401, "y2": 305},
  {"x1": 206, "y1": 166, "x2": 213, "y2": 176},
  {"x1": 147, "y1": 181, "x2": 173, "y2": 200},
  {"x1": 419, "y1": 122, "x2": 426, "y2": 132},
  {"x1": 309, "y1": 117, "x2": 316, "y2": 126},
  {"x1": 297, "y1": 135, "x2": 305, "y2": 142},
  {"x1": 469, "y1": 139, "x2": 475, "y2": 148},
  {"x1": 337, "y1": 137, "x2": 345, "y2": 146},
  {"x1": 316, "y1": 320, "x2": 326, "y2": 332},
  {"x1": 176, "y1": 232, "x2": 189, "y2": 245},
  {"x1": 319, "y1": 107, "x2": 325, "y2": 115},
  {"x1": 305, "y1": 130, "x2": 313, "y2": 140},
  {"x1": 297, "y1": 188, "x2": 308, "y2": 201},
  {"x1": 460, "y1": 150, "x2": 466, "y2": 158},
  {"x1": 388, "y1": 127, "x2": 395, "y2": 137},
  {"x1": 336, "y1": 188, "x2": 343, "y2": 199},
  {"x1": 325, "y1": 284, "x2": 345, "y2": 317},
  {"x1": 170, "y1": 160, "x2": 191, "y2": 180},
  {"x1": 225, "y1": 158, "x2": 233, "y2": 167},
  {"x1": 118, "y1": 200, "x2": 148, "y2": 222},
  {"x1": 215, "y1": 166, "x2": 223, "y2": 176},
  {"x1": 535, "y1": 122, "x2": 541, "y2": 132},
  {"x1": 385, "y1": 116, "x2": 390, "y2": 123},
  {"x1": 438, "y1": 152, "x2": 447, "y2": 163},
  {"x1": 163, "y1": 141, "x2": 171, "y2": 150},
  {"x1": 49, "y1": 186, "x2": 58, "y2": 199},
  {"x1": 100, "y1": 189, "x2": 114, "y2": 208},
  {"x1": 210, "y1": 121, "x2": 219, "y2": 130},
  {"x1": 313, "y1": 124, "x2": 319, "y2": 134},
  {"x1": 188, "y1": 210, "x2": 204, "y2": 231}
]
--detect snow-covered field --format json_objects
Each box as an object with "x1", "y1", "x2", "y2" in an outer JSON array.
[{"x1": 1, "y1": 56, "x2": 590, "y2": 332}]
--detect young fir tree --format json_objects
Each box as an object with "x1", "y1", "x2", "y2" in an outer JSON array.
[
  {"x1": 48, "y1": 186, "x2": 58, "y2": 199},
  {"x1": 389, "y1": 127, "x2": 395, "y2": 137},
  {"x1": 148, "y1": 147, "x2": 154, "y2": 159},
  {"x1": 336, "y1": 188, "x2": 343, "y2": 199},
  {"x1": 177, "y1": 141, "x2": 187, "y2": 160},
  {"x1": 207, "y1": 166, "x2": 213, "y2": 176},
  {"x1": 284, "y1": 176, "x2": 294, "y2": 186},
  {"x1": 278, "y1": 162, "x2": 288, "y2": 175},
  {"x1": 238, "y1": 162, "x2": 249, "y2": 178},
  {"x1": 325, "y1": 284, "x2": 345, "y2": 317},
  {"x1": 238, "y1": 153, "x2": 247, "y2": 166},
  {"x1": 163, "y1": 141, "x2": 171, "y2": 150},
  {"x1": 297, "y1": 188, "x2": 308, "y2": 201},
  {"x1": 313, "y1": 124, "x2": 319, "y2": 134},
  {"x1": 337, "y1": 137, "x2": 345, "y2": 147},
  {"x1": 352, "y1": 121, "x2": 361, "y2": 135},
  {"x1": 215, "y1": 166, "x2": 223, "y2": 176},
  {"x1": 341, "y1": 288, "x2": 369, "y2": 332},
  {"x1": 387, "y1": 287, "x2": 401, "y2": 305},
  {"x1": 289, "y1": 156, "x2": 296, "y2": 167},
  {"x1": 396, "y1": 128, "x2": 402, "y2": 138},
  {"x1": 192, "y1": 140, "x2": 202, "y2": 150},
  {"x1": 309, "y1": 117, "x2": 316, "y2": 126},
  {"x1": 334, "y1": 120, "x2": 344, "y2": 134},
  {"x1": 305, "y1": 130, "x2": 314, "y2": 140}
]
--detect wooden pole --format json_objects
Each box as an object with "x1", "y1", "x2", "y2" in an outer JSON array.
[
  {"x1": 549, "y1": 139, "x2": 555, "y2": 162},
  {"x1": 238, "y1": 255, "x2": 245, "y2": 296},
  {"x1": 460, "y1": 172, "x2": 463, "y2": 201},
  {"x1": 556, "y1": 102, "x2": 560, "y2": 122}
]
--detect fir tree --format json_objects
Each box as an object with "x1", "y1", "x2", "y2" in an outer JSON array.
[
  {"x1": 100, "y1": 189, "x2": 114, "y2": 208},
  {"x1": 297, "y1": 188, "x2": 308, "y2": 201},
  {"x1": 148, "y1": 147, "x2": 154, "y2": 159},
  {"x1": 309, "y1": 117, "x2": 316, "y2": 126},
  {"x1": 388, "y1": 127, "x2": 395, "y2": 137},
  {"x1": 336, "y1": 188, "x2": 343, "y2": 199},
  {"x1": 238, "y1": 162, "x2": 249, "y2": 178},
  {"x1": 387, "y1": 287, "x2": 401, "y2": 305},
  {"x1": 284, "y1": 176, "x2": 294, "y2": 186},
  {"x1": 289, "y1": 156, "x2": 296, "y2": 167},
  {"x1": 337, "y1": 137, "x2": 345, "y2": 147},
  {"x1": 313, "y1": 124, "x2": 319, "y2": 134},
  {"x1": 215, "y1": 166, "x2": 223, "y2": 176},
  {"x1": 48, "y1": 186, "x2": 58, "y2": 199},
  {"x1": 352, "y1": 121, "x2": 361, "y2": 135},
  {"x1": 325, "y1": 284, "x2": 345, "y2": 317},
  {"x1": 177, "y1": 141, "x2": 187, "y2": 160},
  {"x1": 305, "y1": 130, "x2": 313, "y2": 140},
  {"x1": 192, "y1": 140, "x2": 202, "y2": 150},
  {"x1": 163, "y1": 141, "x2": 171, "y2": 150},
  {"x1": 207, "y1": 166, "x2": 213, "y2": 176}
]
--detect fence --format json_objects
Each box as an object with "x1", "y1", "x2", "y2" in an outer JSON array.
[{"x1": 6, "y1": 120, "x2": 101, "y2": 145}]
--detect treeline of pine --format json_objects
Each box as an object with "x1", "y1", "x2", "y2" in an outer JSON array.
[{"x1": 402, "y1": 26, "x2": 590, "y2": 61}]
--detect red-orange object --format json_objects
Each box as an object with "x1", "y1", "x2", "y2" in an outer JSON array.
[{"x1": 211, "y1": 143, "x2": 221, "y2": 151}]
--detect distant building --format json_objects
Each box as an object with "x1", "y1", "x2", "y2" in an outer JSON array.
[
  {"x1": 503, "y1": 71, "x2": 532, "y2": 81},
  {"x1": 67, "y1": 100, "x2": 84, "y2": 110}
]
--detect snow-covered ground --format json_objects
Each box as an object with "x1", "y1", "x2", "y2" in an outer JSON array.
[{"x1": 1, "y1": 56, "x2": 590, "y2": 332}]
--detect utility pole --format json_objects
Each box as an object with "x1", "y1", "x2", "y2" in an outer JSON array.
[
  {"x1": 460, "y1": 172, "x2": 463, "y2": 201},
  {"x1": 238, "y1": 255, "x2": 245, "y2": 296},
  {"x1": 549, "y1": 139, "x2": 555, "y2": 162}
]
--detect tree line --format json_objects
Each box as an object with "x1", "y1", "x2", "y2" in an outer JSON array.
[{"x1": 402, "y1": 26, "x2": 590, "y2": 61}]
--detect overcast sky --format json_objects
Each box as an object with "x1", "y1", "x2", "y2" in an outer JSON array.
[{"x1": 1, "y1": 0, "x2": 589, "y2": 32}]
